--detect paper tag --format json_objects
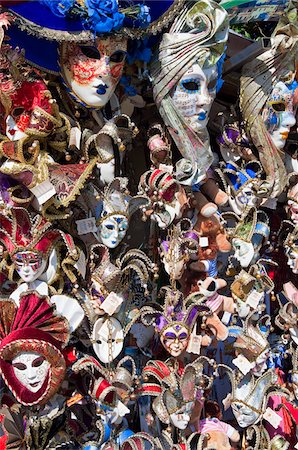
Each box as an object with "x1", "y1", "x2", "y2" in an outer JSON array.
[
  {"x1": 263, "y1": 407, "x2": 282, "y2": 429},
  {"x1": 222, "y1": 311, "x2": 231, "y2": 325},
  {"x1": 74, "y1": 250, "x2": 86, "y2": 279},
  {"x1": 186, "y1": 329, "x2": 202, "y2": 355},
  {"x1": 294, "y1": 443, "x2": 298, "y2": 449},
  {"x1": 30, "y1": 180, "x2": 56, "y2": 205},
  {"x1": 159, "y1": 164, "x2": 173, "y2": 173},
  {"x1": 76, "y1": 217, "x2": 97, "y2": 235},
  {"x1": 69, "y1": 126, "x2": 81, "y2": 149},
  {"x1": 222, "y1": 393, "x2": 232, "y2": 411},
  {"x1": 199, "y1": 237, "x2": 209, "y2": 247},
  {"x1": 246, "y1": 289, "x2": 263, "y2": 309},
  {"x1": 116, "y1": 399, "x2": 130, "y2": 417},
  {"x1": 232, "y1": 354, "x2": 255, "y2": 375},
  {"x1": 100, "y1": 292, "x2": 124, "y2": 316}
]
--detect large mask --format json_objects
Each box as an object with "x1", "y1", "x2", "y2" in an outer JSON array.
[
  {"x1": 60, "y1": 37, "x2": 127, "y2": 108},
  {"x1": 12, "y1": 351, "x2": 50, "y2": 393},
  {"x1": 12, "y1": 251, "x2": 47, "y2": 283},
  {"x1": 172, "y1": 63, "x2": 218, "y2": 133},
  {"x1": 262, "y1": 81, "x2": 297, "y2": 150}
]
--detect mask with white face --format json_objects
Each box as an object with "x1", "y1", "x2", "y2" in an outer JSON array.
[
  {"x1": 99, "y1": 214, "x2": 128, "y2": 248},
  {"x1": 92, "y1": 317, "x2": 124, "y2": 363},
  {"x1": 170, "y1": 402, "x2": 194, "y2": 430},
  {"x1": 172, "y1": 63, "x2": 218, "y2": 134},
  {"x1": 286, "y1": 245, "x2": 298, "y2": 274},
  {"x1": 6, "y1": 115, "x2": 27, "y2": 141},
  {"x1": 60, "y1": 37, "x2": 127, "y2": 108},
  {"x1": 262, "y1": 80, "x2": 298, "y2": 150},
  {"x1": 12, "y1": 251, "x2": 48, "y2": 283},
  {"x1": 231, "y1": 184, "x2": 258, "y2": 216},
  {"x1": 231, "y1": 402, "x2": 259, "y2": 428},
  {"x1": 232, "y1": 238, "x2": 255, "y2": 268},
  {"x1": 12, "y1": 351, "x2": 50, "y2": 393}
]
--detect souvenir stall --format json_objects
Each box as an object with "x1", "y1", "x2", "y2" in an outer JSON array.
[{"x1": 0, "y1": 0, "x2": 297, "y2": 448}]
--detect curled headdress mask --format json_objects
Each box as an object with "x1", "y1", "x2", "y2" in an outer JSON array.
[
  {"x1": 0, "y1": 291, "x2": 69, "y2": 406},
  {"x1": 152, "y1": 0, "x2": 229, "y2": 169},
  {"x1": 240, "y1": 1, "x2": 298, "y2": 198}
]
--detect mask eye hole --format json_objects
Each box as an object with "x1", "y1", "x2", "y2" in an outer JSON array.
[
  {"x1": 32, "y1": 356, "x2": 45, "y2": 368},
  {"x1": 110, "y1": 51, "x2": 126, "y2": 63},
  {"x1": 80, "y1": 46, "x2": 101, "y2": 60},
  {"x1": 12, "y1": 362, "x2": 27, "y2": 370},
  {"x1": 271, "y1": 102, "x2": 286, "y2": 112},
  {"x1": 181, "y1": 81, "x2": 200, "y2": 92},
  {"x1": 105, "y1": 224, "x2": 114, "y2": 230},
  {"x1": 208, "y1": 79, "x2": 217, "y2": 90},
  {"x1": 12, "y1": 107, "x2": 25, "y2": 117}
]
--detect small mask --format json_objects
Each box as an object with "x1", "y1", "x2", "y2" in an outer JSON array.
[
  {"x1": 170, "y1": 402, "x2": 194, "y2": 430},
  {"x1": 231, "y1": 402, "x2": 259, "y2": 428},
  {"x1": 12, "y1": 251, "x2": 47, "y2": 283},
  {"x1": 287, "y1": 201, "x2": 298, "y2": 225},
  {"x1": 12, "y1": 351, "x2": 50, "y2": 393},
  {"x1": 285, "y1": 245, "x2": 298, "y2": 274},
  {"x1": 92, "y1": 317, "x2": 124, "y2": 363},
  {"x1": 172, "y1": 63, "x2": 218, "y2": 133},
  {"x1": 99, "y1": 214, "x2": 128, "y2": 249},
  {"x1": 160, "y1": 324, "x2": 189, "y2": 357},
  {"x1": 292, "y1": 372, "x2": 298, "y2": 400},
  {"x1": 232, "y1": 183, "x2": 258, "y2": 216},
  {"x1": 60, "y1": 37, "x2": 127, "y2": 108},
  {"x1": 232, "y1": 239, "x2": 255, "y2": 268},
  {"x1": 262, "y1": 80, "x2": 298, "y2": 150}
]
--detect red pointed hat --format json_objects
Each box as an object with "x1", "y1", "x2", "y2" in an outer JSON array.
[{"x1": 0, "y1": 290, "x2": 69, "y2": 406}]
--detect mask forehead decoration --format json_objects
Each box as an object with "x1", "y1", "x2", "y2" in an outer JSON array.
[
  {"x1": 152, "y1": 0, "x2": 228, "y2": 170},
  {"x1": 0, "y1": 291, "x2": 69, "y2": 405}
]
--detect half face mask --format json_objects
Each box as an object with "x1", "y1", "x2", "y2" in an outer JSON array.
[
  {"x1": 12, "y1": 351, "x2": 50, "y2": 393},
  {"x1": 232, "y1": 238, "x2": 255, "y2": 268},
  {"x1": 262, "y1": 80, "x2": 298, "y2": 150},
  {"x1": 172, "y1": 63, "x2": 218, "y2": 133},
  {"x1": 60, "y1": 37, "x2": 127, "y2": 108},
  {"x1": 12, "y1": 251, "x2": 47, "y2": 283}
]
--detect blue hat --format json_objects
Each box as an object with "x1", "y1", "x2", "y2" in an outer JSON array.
[{"x1": 2, "y1": 0, "x2": 177, "y2": 73}]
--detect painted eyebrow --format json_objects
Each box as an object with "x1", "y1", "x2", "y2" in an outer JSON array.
[{"x1": 164, "y1": 332, "x2": 177, "y2": 339}]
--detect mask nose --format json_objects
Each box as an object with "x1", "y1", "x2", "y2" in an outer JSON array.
[
  {"x1": 27, "y1": 366, "x2": 37, "y2": 380},
  {"x1": 99, "y1": 57, "x2": 111, "y2": 78}
]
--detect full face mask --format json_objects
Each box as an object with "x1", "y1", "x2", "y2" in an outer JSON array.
[
  {"x1": 99, "y1": 214, "x2": 128, "y2": 249},
  {"x1": 172, "y1": 63, "x2": 218, "y2": 133},
  {"x1": 286, "y1": 245, "x2": 298, "y2": 274},
  {"x1": 169, "y1": 402, "x2": 194, "y2": 430},
  {"x1": 231, "y1": 402, "x2": 259, "y2": 428},
  {"x1": 92, "y1": 317, "x2": 124, "y2": 364},
  {"x1": 262, "y1": 81, "x2": 298, "y2": 150},
  {"x1": 232, "y1": 238, "x2": 255, "y2": 268},
  {"x1": 12, "y1": 251, "x2": 48, "y2": 283},
  {"x1": 160, "y1": 324, "x2": 189, "y2": 358},
  {"x1": 60, "y1": 37, "x2": 127, "y2": 108},
  {"x1": 12, "y1": 351, "x2": 50, "y2": 393}
]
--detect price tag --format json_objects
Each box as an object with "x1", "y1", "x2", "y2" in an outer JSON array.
[
  {"x1": 116, "y1": 399, "x2": 130, "y2": 417},
  {"x1": 76, "y1": 217, "x2": 97, "y2": 235},
  {"x1": 187, "y1": 324, "x2": 202, "y2": 355},
  {"x1": 263, "y1": 407, "x2": 281, "y2": 429},
  {"x1": 294, "y1": 443, "x2": 298, "y2": 449},
  {"x1": 199, "y1": 237, "x2": 209, "y2": 247},
  {"x1": 74, "y1": 250, "x2": 86, "y2": 279},
  {"x1": 246, "y1": 290, "x2": 263, "y2": 309},
  {"x1": 159, "y1": 164, "x2": 173, "y2": 173},
  {"x1": 101, "y1": 292, "x2": 124, "y2": 316},
  {"x1": 232, "y1": 354, "x2": 254, "y2": 375},
  {"x1": 69, "y1": 126, "x2": 81, "y2": 149},
  {"x1": 30, "y1": 180, "x2": 56, "y2": 205},
  {"x1": 222, "y1": 393, "x2": 232, "y2": 410}
]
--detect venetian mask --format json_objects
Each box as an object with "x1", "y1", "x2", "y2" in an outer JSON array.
[
  {"x1": 231, "y1": 402, "x2": 259, "y2": 428},
  {"x1": 170, "y1": 402, "x2": 194, "y2": 430},
  {"x1": 160, "y1": 324, "x2": 189, "y2": 357},
  {"x1": 60, "y1": 37, "x2": 127, "y2": 108},
  {"x1": 252, "y1": 351, "x2": 269, "y2": 377},
  {"x1": 262, "y1": 80, "x2": 297, "y2": 150},
  {"x1": 232, "y1": 183, "x2": 258, "y2": 216},
  {"x1": 232, "y1": 239, "x2": 255, "y2": 268},
  {"x1": 288, "y1": 201, "x2": 298, "y2": 225},
  {"x1": 172, "y1": 63, "x2": 218, "y2": 133},
  {"x1": 12, "y1": 351, "x2": 50, "y2": 393},
  {"x1": 92, "y1": 317, "x2": 124, "y2": 363},
  {"x1": 292, "y1": 372, "x2": 298, "y2": 400},
  {"x1": 285, "y1": 245, "x2": 298, "y2": 274},
  {"x1": 99, "y1": 214, "x2": 128, "y2": 249},
  {"x1": 12, "y1": 251, "x2": 47, "y2": 283}
]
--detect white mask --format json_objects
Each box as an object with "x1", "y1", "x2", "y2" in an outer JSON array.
[
  {"x1": 170, "y1": 402, "x2": 194, "y2": 430},
  {"x1": 12, "y1": 251, "x2": 48, "y2": 283},
  {"x1": 6, "y1": 115, "x2": 27, "y2": 141},
  {"x1": 231, "y1": 402, "x2": 259, "y2": 428},
  {"x1": 232, "y1": 238, "x2": 255, "y2": 268},
  {"x1": 99, "y1": 214, "x2": 128, "y2": 248},
  {"x1": 252, "y1": 351, "x2": 269, "y2": 377},
  {"x1": 60, "y1": 37, "x2": 127, "y2": 108},
  {"x1": 288, "y1": 201, "x2": 298, "y2": 225},
  {"x1": 292, "y1": 372, "x2": 298, "y2": 400},
  {"x1": 262, "y1": 81, "x2": 297, "y2": 150},
  {"x1": 12, "y1": 351, "x2": 50, "y2": 393},
  {"x1": 92, "y1": 317, "x2": 124, "y2": 363},
  {"x1": 172, "y1": 64, "x2": 218, "y2": 133},
  {"x1": 231, "y1": 184, "x2": 258, "y2": 216},
  {"x1": 286, "y1": 246, "x2": 298, "y2": 274}
]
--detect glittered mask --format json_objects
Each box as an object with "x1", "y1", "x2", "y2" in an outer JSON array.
[
  {"x1": 172, "y1": 63, "x2": 218, "y2": 133},
  {"x1": 12, "y1": 251, "x2": 47, "y2": 283},
  {"x1": 60, "y1": 37, "x2": 127, "y2": 108},
  {"x1": 160, "y1": 324, "x2": 189, "y2": 357},
  {"x1": 12, "y1": 351, "x2": 50, "y2": 393},
  {"x1": 262, "y1": 80, "x2": 298, "y2": 150}
]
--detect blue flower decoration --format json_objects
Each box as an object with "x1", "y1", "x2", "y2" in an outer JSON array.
[{"x1": 85, "y1": 0, "x2": 125, "y2": 32}]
